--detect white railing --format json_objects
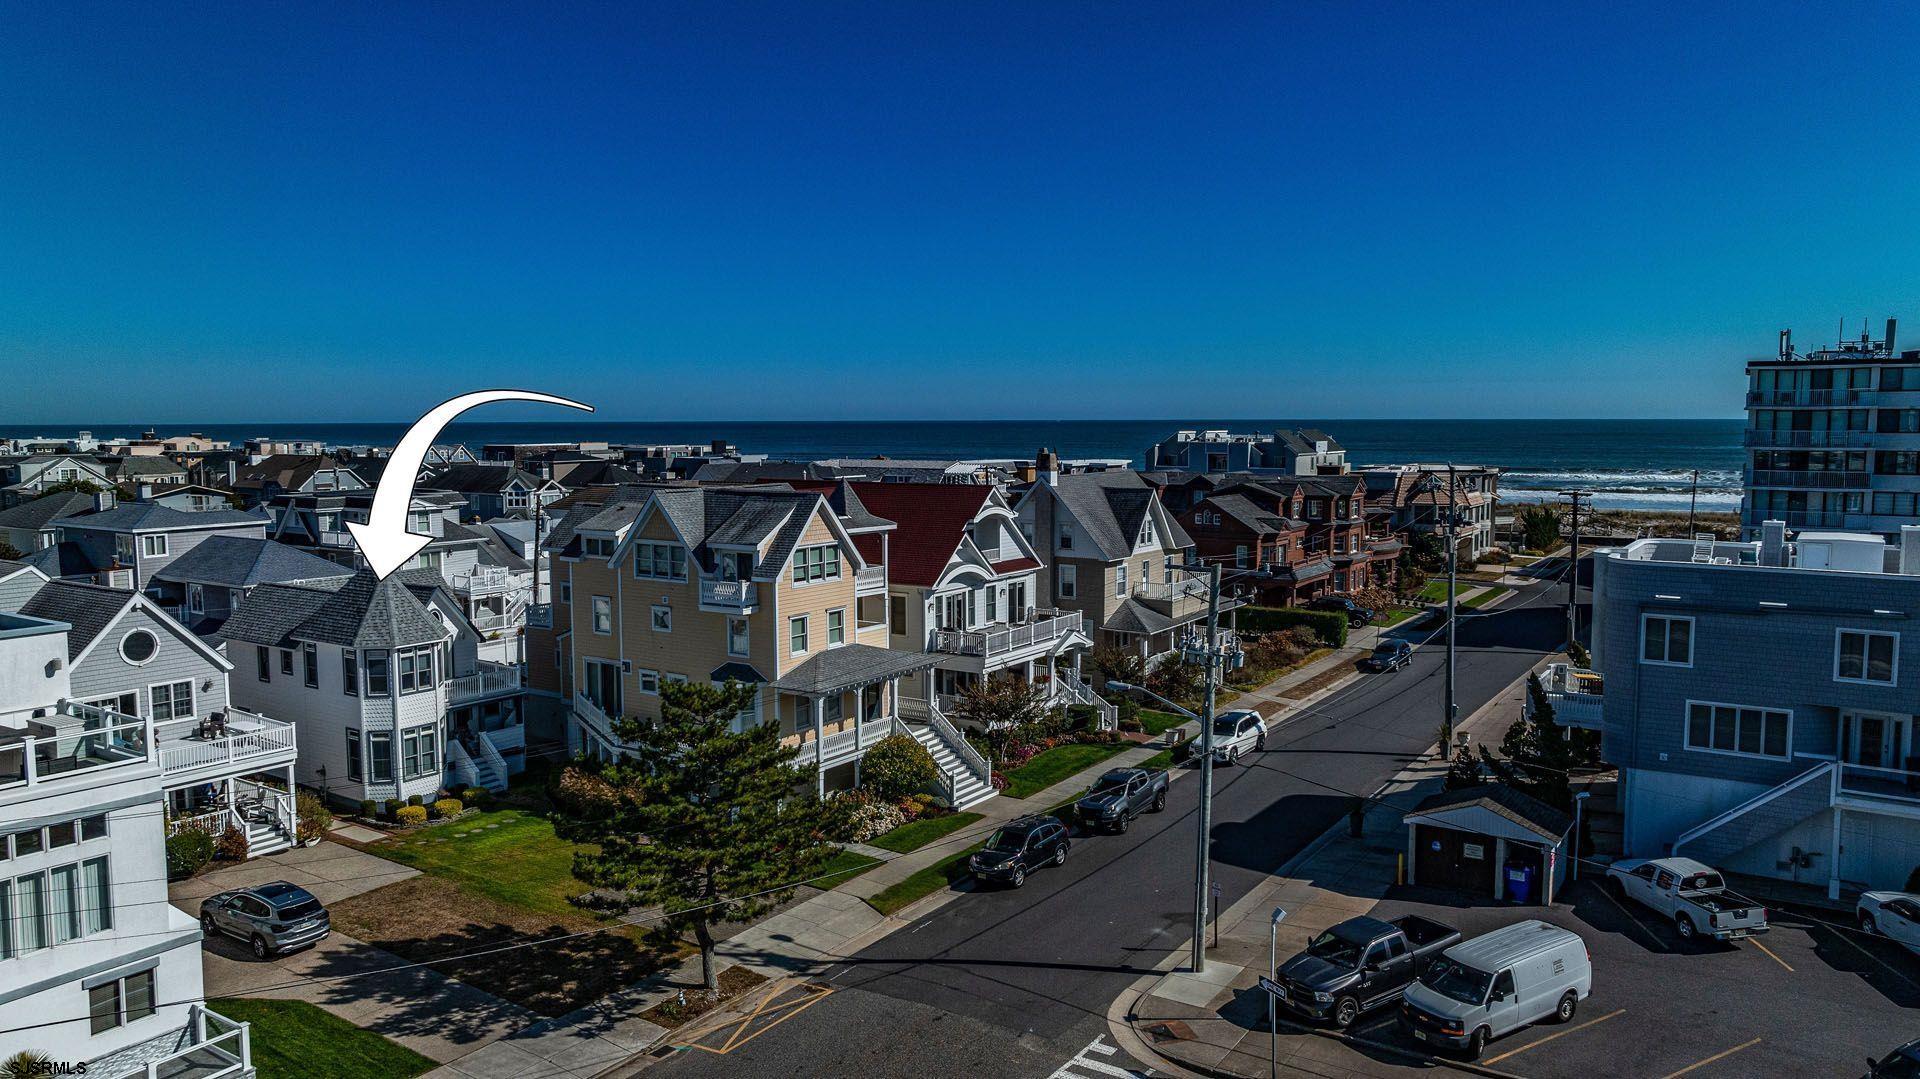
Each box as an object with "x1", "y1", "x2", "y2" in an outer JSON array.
[
  {"x1": 700, "y1": 578, "x2": 758, "y2": 607},
  {"x1": 110, "y1": 1005, "x2": 252, "y2": 1079},
  {"x1": 1060, "y1": 678, "x2": 1119, "y2": 731},
  {"x1": 1134, "y1": 577, "x2": 1208, "y2": 604},
  {"x1": 1674, "y1": 762, "x2": 1833, "y2": 852},
  {"x1": 573, "y1": 691, "x2": 628, "y2": 748},
  {"x1": 0, "y1": 704, "x2": 153, "y2": 789},
  {"x1": 1838, "y1": 762, "x2": 1920, "y2": 805},
  {"x1": 446, "y1": 738, "x2": 481, "y2": 789},
  {"x1": 930, "y1": 609, "x2": 1083, "y2": 658},
  {"x1": 452, "y1": 565, "x2": 515, "y2": 593},
  {"x1": 1534, "y1": 664, "x2": 1604, "y2": 731},
  {"x1": 166, "y1": 809, "x2": 226, "y2": 838},
  {"x1": 156, "y1": 710, "x2": 296, "y2": 777},
  {"x1": 927, "y1": 702, "x2": 992, "y2": 786},
  {"x1": 474, "y1": 729, "x2": 511, "y2": 783},
  {"x1": 801, "y1": 717, "x2": 899, "y2": 767},
  {"x1": 448, "y1": 661, "x2": 523, "y2": 703},
  {"x1": 855, "y1": 564, "x2": 886, "y2": 591}
]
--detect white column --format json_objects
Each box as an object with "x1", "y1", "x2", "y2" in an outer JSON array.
[
  {"x1": 1829, "y1": 807, "x2": 1844, "y2": 901},
  {"x1": 813, "y1": 695, "x2": 827, "y2": 799},
  {"x1": 855, "y1": 686, "x2": 866, "y2": 751}
]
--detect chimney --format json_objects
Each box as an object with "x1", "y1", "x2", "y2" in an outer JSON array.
[
  {"x1": 137, "y1": 482, "x2": 153, "y2": 501},
  {"x1": 1760, "y1": 519, "x2": 1787, "y2": 567},
  {"x1": 226, "y1": 460, "x2": 238, "y2": 485},
  {"x1": 1901, "y1": 526, "x2": 1920, "y2": 576},
  {"x1": 1035, "y1": 447, "x2": 1060, "y2": 487},
  {"x1": 1888, "y1": 318, "x2": 1899, "y2": 354},
  {"x1": 93, "y1": 489, "x2": 117, "y2": 512}
]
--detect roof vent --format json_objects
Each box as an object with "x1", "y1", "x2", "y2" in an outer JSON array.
[
  {"x1": 1759, "y1": 520, "x2": 1787, "y2": 567},
  {"x1": 1901, "y1": 526, "x2": 1920, "y2": 576}
]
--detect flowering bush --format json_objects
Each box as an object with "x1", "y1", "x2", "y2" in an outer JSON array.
[
  {"x1": 989, "y1": 771, "x2": 1008, "y2": 791},
  {"x1": 896, "y1": 798, "x2": 924, "y2": 822},
  {"x1": 845, "y1": 797, "x2": 906, "y2": 841}
]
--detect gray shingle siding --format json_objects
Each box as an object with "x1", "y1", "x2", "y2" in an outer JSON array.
[{"x1": 68, "y1": 605, "x2": 230, "y2": 719}]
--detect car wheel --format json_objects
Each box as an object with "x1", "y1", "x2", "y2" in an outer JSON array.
[
  {"x1": 1011, "y1": 866, "x2": 1026, "y2": 888},
  {"x1": 1116, "y1": 814, "x2": 1130, "y2": 834},
  {"x1": 1675, "y1": 913, "x2": 1696, "y2": 941},
  {"x1": 1255, "y1": 733, "x2": 1267, "y2": 752},
  {"x1": 1332, "y1": 996, "x2": 1360, "y2": 1029},
  {"x1": 1229, "y1": 747, "x2": 1242, "y2": 765},
  {"x1": 1606, "y1": 875, "x2": 1627, "y2": 899},
  {"x1": 1053, "y1": 844, "x2": 1067, "y2": 866},
  {"x1": 1152, "y1": 790, "x2": 1167, "y2": 812},
  {"x1": 1860, "y1": 911, "x2": 1880, "y2": 936},
  {"x1": 1463, "y1": 1027, "x2": 1489, "y2": 1061},
  {"x1": 250, "y1": 935, "x2": 270, "y2": 960},
  {"x1": 199, "y1": 914, "x2": 218, "y2": 938},
  {"x1": 1554, "y1": 991, "x2": 1578, "y2": 1023}
]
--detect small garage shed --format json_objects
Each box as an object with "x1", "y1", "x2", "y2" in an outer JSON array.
[{"x1": 1403, "y1": 784, "x2": 1573, "y2": 905}]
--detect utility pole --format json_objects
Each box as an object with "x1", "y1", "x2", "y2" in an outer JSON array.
[
  {"x1": 1559, "y1": 490, "x2": 1589, "y2": 649},
  {"x1": 1687, "y1": 469, "x2": 1699, "y2": 536},
  {"x1": 1190, "y1": 561, "x2": 1224, "y2": 974},
  {"x1": 1443, "y1": 463, "x2": 1458, "y2": 749}
]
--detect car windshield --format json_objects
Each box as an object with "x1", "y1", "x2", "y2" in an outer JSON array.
[
  {"x1": 1213, "y1": 716, "x2": 1243, "y2": 736},
  {"x1": 1419, "y1": 958, "x2": 1493, "y2": 1006},
  {"x1": 274, "y1": 898, "x2": 323, "y2": 921},
  {"x1": 1305, "y1": 929, "x2": 1366, "y2": 968},
  {"x1": 1372, "y1": 643, "x2": 1399, "y2": 655},
  {"x1": 984, "y1": 828, "x2": 1029, "y2": 853},
  {"x1": 1089, "y1": 773, "x2": 1130, "y2": 795}
]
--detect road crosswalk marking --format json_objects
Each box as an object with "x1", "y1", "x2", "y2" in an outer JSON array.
[{"x1": 1050, "y1": 1035, "x2": 1152, "y2": 1079}]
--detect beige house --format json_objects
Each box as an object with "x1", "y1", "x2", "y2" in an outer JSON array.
[{"x1": 549, "y1": 484, "x2": 994, "y2": 806}]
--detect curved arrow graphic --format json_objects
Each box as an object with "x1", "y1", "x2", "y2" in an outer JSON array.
[{"x1": 349, "y1": 389, "x2": 594, "y2": 578}]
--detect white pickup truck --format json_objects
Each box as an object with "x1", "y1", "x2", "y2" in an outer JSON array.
[{"x1": 1605, "y1": 857, "x2": 1769, "y2": 942}]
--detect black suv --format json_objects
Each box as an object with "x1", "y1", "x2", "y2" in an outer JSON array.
[
  {"x1": 969, "y1": 815, "x2": 1070, "y2": 888},
  {"x1": 1309, "y1": 595, "x2": 1375, "y2": 627}
]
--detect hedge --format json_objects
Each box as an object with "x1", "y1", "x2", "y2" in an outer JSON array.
[{"x1": 1236, "y1": 606, "x2": 1348, "y2": 647}]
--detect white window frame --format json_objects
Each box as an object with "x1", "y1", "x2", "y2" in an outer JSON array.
[
  {"x1": 1639, "y1": 613, "x2": 1694, "y2": 668},
  {"x1": 790, "y1": 615, "x2": 809, "y2": 656},
  {"x1": 1114, "y1": 563, "x2": 1128, "y2": 598},
  {"x1": 636, "y1": 668, "x2": 660, "y2": 695},
  {"x1": 790, "y1": 545, "x2": 842, "y2": 585},
  {"x1": 148, "y1": 680, "x2": 194, "y2": 722},
  {"x1": 1683, "y1": 699, "x2": 1792, "y2": 761},
  {"x1": 1058, "y1": 564, "x2": 1077, "y2": 599},
  {"x1": 727, "y1": 617, "x2": 750, "y2": 658},
  {"x1": 139, "y1": 534, "x2": 167, "y2": 559},
  {"x1": 1835, "y1": 627, "x2": 1900, "y2": 686},
  {"x1": 591, "y1": 596, "x2": 613, "y2": 635},
  {"x1": 651, "y1": 604, "x2": 672, "y2": 633},
  {"x1": 827, "y1": 607, "x2": 846, "y2": 647},
  {"x1": 632, "y1": 541, "x2": 688, "y2": 581}
]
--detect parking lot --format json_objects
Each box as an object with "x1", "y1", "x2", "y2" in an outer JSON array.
[{"x1": 1339, "y1": 878, "x2": 1920, "y2": 1078}]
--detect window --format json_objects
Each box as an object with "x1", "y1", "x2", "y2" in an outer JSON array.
[
  {"x1": 632, "y1": 542, "x2": 688, "y2": 580},
  {"x1": 791, "y1": 545, "x2": 842, "y2": 584},
  {"x1": 140, "y1": 534, "x2": 168, "y2": 558},
  {"x1": 558, "y1": 580, "x2": 571, "y2": 604},
  {"x1": 636, "y1": 668, "x2": 660, "y2": 695},
  {"x1": 88, "y1": 968, "x2": 154, "y2": 1034},
  {"x1": 1686, "y1": 701, "x2": 1790, "y2": 759},
  {"x1": 727, "y1": 617, "x2": 750, "y2": 657},
  {"x1": 302, "y1": 642, "x2": 318, "y2": 687},
  {"x1": 1235, "y1": 545, "x2": 1248, "y2": 568},
  {"x1": 889, "y1": 595, "x2": 906, "y2": 635},
  {"x1": 591, "y1": 596, "x2": 612, "y2": 635},
  {"x1": 1114, "y1": 563, "x2": 1128, "y2": 598},
  {"x1": 1059, "y1": 523, "x2": 1074, "y2": 550},
  {"x1": 368, "y1": 732, "x2": 394, "y2": 783},
  {"x1": 398, "y1": 647, "x2": 436, "y2": 693},
  {"x1": 365, "y1": 650, "x2": 390, "y2": 695},
  {"x1": 664, "y1": 672, "x2": 689, "y2": 685},
  {"x1": 415, "y1": 550, "x2": 444, "y2": 572},
  {"x1": 827, "y1": 608, "x2": 846, "y2": 646},
  {"x1": 985, "y1": 587, "x2": 998, "y2": 623},
  {"x1": 790, "y1": 616, "x2": 809, "y2": 655},
  {"x1": 402, "y1": 727, "x2": 439, "y2": 779},
  {"x1": 651, "y1": 604, "x2": 672, "y2": 633},
  {"x1": 1058, "y1": 564, "x2": 1077, "y2": 598},
  {"x1": 583, "y1": 536, "x2": 615, "y2": 558},
  {"x1": 256, "y1": 646, "x2": 270, "y2": 682},
  {"x1": 187, "y1": 585, "x2": 204, "y2": 614},
  {"x1": 1640, "y1": 614, "x2": 1693, "y2": 667},
  {"x1": 343, "y1": 649, "x2": 358, "y2": 696},
  {"x1": 346, "y1": 730, "x2": 363, "y2": 781},
  {"x1": 280, "y1": 649, "x2": 294, "y2": 675},
  {"x1": 115, "y1": 534, "x2": 136, "y2": 564},
  {"x1": 1837, "y1": 629, "x2": 1899, "y2": 685},
  {"x1": 119, "y1": 630, "x2": 157, "y2": 665},
  {"x1": 150, "y1": 681, "x2": 193, "y2": 722}
]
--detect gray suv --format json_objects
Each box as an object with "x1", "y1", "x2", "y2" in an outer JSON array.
[{"x1": 200, "y1": 881, "x2": 330, "y2": 959}]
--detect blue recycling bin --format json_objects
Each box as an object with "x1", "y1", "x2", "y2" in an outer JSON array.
[{"x1": 1505, "y1": 863, "x2": 1536, "y2": 904}]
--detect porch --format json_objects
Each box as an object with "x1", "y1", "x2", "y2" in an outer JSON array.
[
  {"x1": 1534, "y1": 663, "x2": 1603, "y2": 730},
  {"x1": 155, "y1": 708, "x2": 297, "y2": 787},
  {"x1": 165, "y1": 772, "x2": 298, "y2": 859},
  {"x1": 772, "y1": 644, "x2": 944, "y2": 798},
  {"x1": 448, "y1": 659, "x2": 524, "y2": 705},
  {"x1": 90, "y1": 1004, "x2": 254, "y2": 1079}
]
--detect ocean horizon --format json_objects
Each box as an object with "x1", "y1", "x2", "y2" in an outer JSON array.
[{"x1": 0, "y1": 417, "x2": 1746, "y2": 513}]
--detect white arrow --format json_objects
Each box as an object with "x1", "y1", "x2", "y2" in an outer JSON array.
[{"x1": 348, "y1": 389, "x2": 594, "y2": 579}]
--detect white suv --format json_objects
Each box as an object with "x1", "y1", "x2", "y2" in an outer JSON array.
[{"x1": 1209, "y1": 709, "x2": 1269, "y2": 764}]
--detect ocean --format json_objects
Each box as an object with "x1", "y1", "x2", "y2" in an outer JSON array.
[{"x1": 0, "y1": 418, "x2": 1746, "y2": 513}]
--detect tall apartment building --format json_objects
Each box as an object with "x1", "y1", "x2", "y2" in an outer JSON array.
[
  {"x1": 1743, "y1": 318, "x2": 1920, "y2": 536},
  {"x1": 1142, "y1": 428, "x2": 1348, "y2": 476}
]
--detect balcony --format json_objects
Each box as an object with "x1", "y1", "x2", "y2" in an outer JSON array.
[
  {"x1": 156, "y1": 708, "x2": 297, "y2": 785},
  {"x1": 786, "y1": 716, "x2": 900, "y2": 769},
  {"x1": 1132, "y1": 577, "x2": 1208, "y2": 610},
  {"x1": 1837, "y1": 763, "x2": 1920, "y2": 811},
  {"x1": 1534, "y1": 663, "x2": 1603, "y2": 730},
  {"x1": 1746, "y1": 388, "x2": 1877, "y2": 408},
  {"x1": 1745, "y1": 469, "x2": 1871, "y2": 490},
  {"x1": 1741, "y1": 508, "x2": 1868, "y2": 530},
  {"x1": 451, "y1": 565, "x2": 515, "y2": 594},
  {"x1": 1743, "y1": 429, "x2": 1876, "y2": 448},
  {"x1": 0, "y1": 702, "x2": 153, "y2": 790},
  {"x1": 449, "y1": 660, "x2": 524, "y2": 704},
  {"x1": 855, "y1": 563, "x2": 887, "y2": 594},
  {"x1": 96, "y1": 1004, "x2": 253, "y2": 1079},
  {"x1": 930, "y1": 609, "x2": 1086, "y2": 660},
  {"x1": 699, "y1": 578, "x2": 759, "y2": 610}
]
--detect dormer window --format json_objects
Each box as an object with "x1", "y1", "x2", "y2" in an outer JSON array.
[
  {"x1": 633, "y1": 542, "x2": 688, "y2": 580},
  {"x1": 583, "y1": 536, "x2": 615, "y2": 558},
  {"x1": 792, "y1": 545, "x2": 842, "y2": 584},
  {"x1": 411, "y1": 511, "x2": 433, "y2": 535}
]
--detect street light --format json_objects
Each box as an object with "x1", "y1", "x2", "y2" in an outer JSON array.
[
  {"x1": 1571, "y1": 791, "x2": 1592, "y2": 882},
  {"x1": 1416, "y1": 465, "x2": 1461, "y2": 748},
  {"x1": 1268, "y1": 906, "x2": 1289, "y2": 1079}
]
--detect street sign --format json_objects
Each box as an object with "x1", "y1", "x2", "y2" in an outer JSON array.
[{"x1": 1257, "y1": 976, "x2": 1286, "y2": 997}]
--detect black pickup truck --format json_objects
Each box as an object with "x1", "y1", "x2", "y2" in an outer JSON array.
[
  {"x1": 1072, "y1": 768, "x2": 1169, "y2": 833},
  {"x1": 1272, "y1": 915, "x2": 1461, "y2": 1028}
]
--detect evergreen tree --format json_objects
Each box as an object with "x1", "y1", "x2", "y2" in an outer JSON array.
[
  {"x1": 1443, "y1": 745, "x2": 1482, "y2": 791},
  {"x1": 1477, "y1": 678, "x2": 1579, "y2": 810},
  {"x1": 549, "y1": 680, "x2": 839, "y2": 992}
]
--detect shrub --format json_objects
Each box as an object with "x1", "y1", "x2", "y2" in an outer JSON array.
[
  {"x1": 296, "y1": 791, "x2": 332, "y2": 844},
  {"x1": 383, "y1": 799, "x2": 403, "y2": 819},
  {"x1": 989, "y1": 771, "x2": 1008, "y2": 791},
  {"x1": 896, "y1": 798, "x2": 924, "y2": 822},
  {"x1": 555, "y1": 767, "x2": 619, "y2": 818},
  {"x1": 165, "y1": 829, "x2": 215, "y2": 878},
  {"x1": 1236, "y1": 606, "x2": 1348, "y2": 647},
  {"x1": 406, "y1": 794, "x2": 424, "y2": 807},
  {"x1": 1146, "y1": 659, "x2": 1202, "y2": 705},
  {"x1": 1118, "y1": 714, "x2": 1144, "y2": 733},
  {"x1": 1351, "y1": 586, "x2": 1396, "y2": 614},
  {"x1": 215, "y1": 824, "x2": 249, "y2": 862},
  {"x1": 1480, "y1": 547, "x2": 1512, "y2": 565},
  {"x1": 846, "y1": 797, "x2": 906, "y2": 841},
  {"x1": 461, "y1": 785, "x2": 493, "y2": 806},
  {"x1": 432, "y1": 798, "x2": 464, "y2": 820},
  {"x1": 861, "y1": 733, "x2": 939, "y2": 802},
  {"x1": 910, "y1": 792, "x2": 937, "y2": 814},
  {"x1": 395, "y1": 805, "x2": 428, "y2": 827},
  {"x1": 358, "y1": 799, "x2": 377, "y2": 820}
]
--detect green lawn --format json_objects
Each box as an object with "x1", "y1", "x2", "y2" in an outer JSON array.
[
  {"x1": 867, "y1": 842, "x2": 985, "y2": 916},
  {"x1": 215, "y1": 998, "x2": 433, "y2": 1079},
  {"x1": 816, "y1": 848, "x2": 884, "y2": 886},
  {"x1": 1463, "y1": 585, "x2": 1512, "y2": 608},
  {"x1": 1138, "y1": 708, "x2": 1190, "y2": 736},
  {"x1": 1372, "y1": 606, "x2": 1422, "y2": 627},
  {"x1": 869, "y1": 811, "x2": 984, "y2": 854},
  {"x1": 372, "y1": 807, "x2": 591, "y2": 922},
  {"x1": 999, "y1": 742, "x2": 1130, "y2": 799}
]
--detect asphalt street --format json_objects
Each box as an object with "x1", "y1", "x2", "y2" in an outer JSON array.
[{"x1": 645, "y1": 575, "x2": 1576, "y2": 1078}]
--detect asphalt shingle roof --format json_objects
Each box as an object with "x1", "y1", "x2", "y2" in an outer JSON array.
[
  {"x1": 57, "y1": 503, "x2": 266, "y2": 533},
  {"x1": 771, "y1": 644, "x2": 941, "y2": 696},
  {"x1": 152, "y1": 536, "x2": 354, "y2": 589},
  {"x1": 0, "y1": 491, "x2": 99, "y2": 530},
  {"x1": 18, "y1": 580, "x2": 135, "y2": 659},
  {"x1": 844, "y1": 482, "x2": 990, "y2": 587},
  {"x1": 1407, "y1": 783, "x2": 1572, "y2": 842},
  {"x1": 1045, "y1": 471, "x2": 1192, "y2": 561},
  {"x1": 425, "y1": 463, "x2": 542, "y2": 494},
  {"x1": 1102, "y1": 598, "x2": 1174, "y2": 636},
  {"x1": 224, "y1": 571, "x2": 447, "y2": 650},
  {"x1": 21, "y1": 543, "x2": 112, "y2": 579}
]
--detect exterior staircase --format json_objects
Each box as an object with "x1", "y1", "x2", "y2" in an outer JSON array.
[
  {"x1": 244, "y1": 818, "x2": 294, "y2": 857},
  {"x1": 1672, "y1": 762, "x2": 1833, "y2": 865},
  {"x1": 911, "y1": 707, "x2": 997, "y2": 810},
  {"x1": 447, "y1": 734, "x2": 509, "y2": 793}
]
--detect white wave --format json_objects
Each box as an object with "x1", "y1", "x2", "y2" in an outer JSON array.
[
  {"x1": 1502, "y1": 490, "x2": 1742, "y2": 510},
  {"x1": 1503, "y1": 469, "x2": 1740, "y2": 487}
]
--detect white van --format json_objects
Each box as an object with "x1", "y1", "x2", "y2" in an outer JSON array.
[{"x1": 1398, "y1": 920, "x2": 1591, "y2": 1060}]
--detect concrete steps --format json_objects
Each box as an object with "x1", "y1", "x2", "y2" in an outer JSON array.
[{"x1": 245, "y1": 821, "x2": 293, "y2": 858}]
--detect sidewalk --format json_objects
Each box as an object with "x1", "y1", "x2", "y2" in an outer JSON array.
[{"x1": 1112, "y1": 663, "x2": 1542, "y2": 1079}]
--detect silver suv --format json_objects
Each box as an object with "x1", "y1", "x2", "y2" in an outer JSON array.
[{"x1": 200, "y1": 881, "x2": 330, "y2": 959}]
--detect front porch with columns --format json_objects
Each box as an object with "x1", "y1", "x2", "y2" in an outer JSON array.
[{"x1": 772, "y1": 644, "x2": 944, "y2": 798}]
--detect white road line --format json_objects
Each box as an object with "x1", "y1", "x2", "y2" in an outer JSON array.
[{"x1": 1051, "y1": 1034, "x2": 1152, "y2": 1079}]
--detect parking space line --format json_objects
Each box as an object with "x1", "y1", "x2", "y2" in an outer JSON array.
[
  {"x1": 1481, "y1": 1008, "x2": 1624, "y2": 1064},
  {"x1": 1658, "y1": 1037, "x2": 1762, "y2": 1079},
  {"x1": 1586, "y1": 880, "x2": 1669, "y2": 952},
  {"x1": 1747, "y1": 936, "x2": 1794, "y2": 972},
  {"x1": 1818, "y1": 922, "x2": 1920, "y2": 991}
]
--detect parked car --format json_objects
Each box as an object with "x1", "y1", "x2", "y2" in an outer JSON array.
[
  {"x1": 1399, "y1": 920, "x2": 1592, "y2": 1060},
  {"x1": 1364, "y1": 638, "x2": 1413, "y2": 672},
  {"x1": 1074, "y1": 767, "x2": 1169, "y2": 833},
  {"x1": 1858, "y1": 891, "x2": 1920, "y2": 952},
  {"x1": 1209, "y1": 709, "x2": 1269, "y2": 764},
  {"x1": 1273, "y1": 914, "x2": 1461, "y2": 1028},
  {"x1": 1869, "y1": 1038, "x2": 1920, "y2": 1078},
  {"x1": 1310, "y1": 595, "x2": 1375, "y2": 627},
  {"x1": 199, "y1": 880, "x2": 330, "y2": 959},
  {"x1": 968, "y1": 815, "x2": 1070, "y2": 888},
  {"x1": 1605, "y1": 857, "x2": 1769, "y2": 942}
]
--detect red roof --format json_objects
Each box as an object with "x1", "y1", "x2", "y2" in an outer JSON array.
[
  {"x1": 990, "y1": 556, "x2": 1041, "y2": 574},
  {"x1": 847, "y1": 482, "x2": 994, "y2": 587}
]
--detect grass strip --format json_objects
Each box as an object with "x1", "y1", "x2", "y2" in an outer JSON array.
[
  {"x1": 867, "y1": 841, "x2": 985, "y2": 916},
  {"x1": 869, "y1": 811, "x2": 985, "y2": 854}
]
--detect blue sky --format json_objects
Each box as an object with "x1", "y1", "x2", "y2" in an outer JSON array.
[{"x1": 4, "y1": 2, "x2": 1918, "y2": 423}]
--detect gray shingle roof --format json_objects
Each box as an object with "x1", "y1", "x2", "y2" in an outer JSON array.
[
  {"x1": 57, "y1": 503, "x2": 266, "y2": 533},
  {"x1": 771, "y1": 645, "x2": 941, "y2": 696},
  {"x1": 21, "y1": 542, "x2": 111, "y2": 579},
  {"x1": 109, "y1": 457, "x2": 187, "y2": 477},
  {"x1": 559, "y1": 487, "x2": 828, "y2": 583},
  {"x1": 18, "y1": 580, "x2": 135, "y2": 659},
  {"x1": 0, "y1": 491, "x2": 100, "y2": 530},
  {"x1": 1048, "y1": 472, "x2": 1192, "y2": 561},
  {"x1": 1102, "y1": 598, "x2": 1174, "y2": 636},
  {"x1": 224, "y1": 571, "x2": 448, "y2": 650},
  {"x1": 1407, "y1": 783, "x2": 1572, "y2": 842},
  {"x1": 1206, "y1": 494, "x2": 1298, "y2": 535},
  {"x1": 152, "y1": 536, "x2": 354, "y2": 589},
  {"x1": 425, "y1": 464, "x2": 541, "y2": 494}
]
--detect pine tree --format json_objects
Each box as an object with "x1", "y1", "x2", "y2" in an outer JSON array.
[
  {"x1": 1477, "y1": 678, "x2": 1577, "y2": 810},
  {"x1": 549, "y1": 680, "x2": 840, "y2": 993},
  {"x1": 1443, "y1": 745, "x2": 1482, "y2": 791}
]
